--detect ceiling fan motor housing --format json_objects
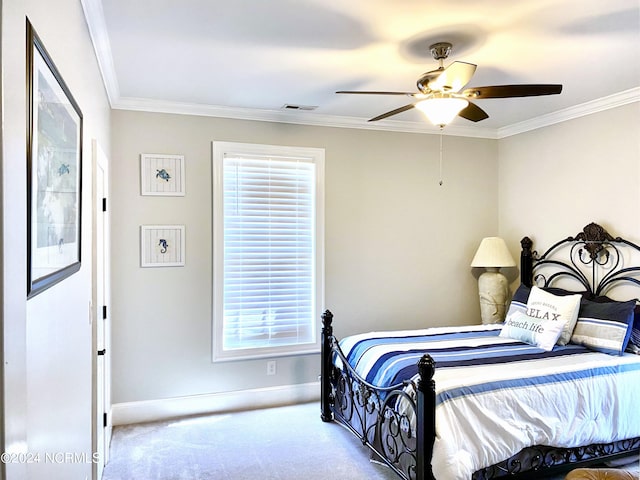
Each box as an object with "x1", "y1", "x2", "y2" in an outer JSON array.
[{"x1": 417, "y1": 70, "x2": 443, "y2": 93}]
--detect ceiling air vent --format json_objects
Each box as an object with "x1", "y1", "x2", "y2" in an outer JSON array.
[{"x1": 281, "y1": 104, "x2": 317, "y2": 111}]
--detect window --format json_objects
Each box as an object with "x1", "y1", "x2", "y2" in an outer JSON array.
[{"x1": 212, "y1": 141, "x2": 325, "y2": 361}]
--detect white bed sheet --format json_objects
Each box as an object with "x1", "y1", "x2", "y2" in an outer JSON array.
[
  {"x1": 429, "y1": 350, "x2": 640, "y2": 480},
  {"x1": 338, "y1": 325, "x2": 640, "y2": 480}
]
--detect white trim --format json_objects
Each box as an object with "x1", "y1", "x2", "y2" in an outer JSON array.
[
  {"x1": 80, "y1": 0, "x2": 120, "y2": 105},
  {"x1": 111, "y1": 381, "x2": 321, "y2": 426},
  {"x1": 113, "y1": 96, "x2": 497, "y2": 138},
  {"x1": 497, "y1": 87, "x2": 640, "y2": 138},
  {"x1": 111, "y1": 89, "x2": 640, "y2": 139}
]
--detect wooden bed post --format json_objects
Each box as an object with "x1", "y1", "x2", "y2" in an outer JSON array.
[
  {"x1": 520, "y1": 236, "x2": 534, "y2": 287},
  {"x1": 320, "y1": 309, "x2": 334, "y2": 422},
  {"x1": 416, "y1": 354, "x2": 436, "y2": 480}
]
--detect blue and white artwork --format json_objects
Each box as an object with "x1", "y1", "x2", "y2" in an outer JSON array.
[
  {"x1": 140, "y1": 225, "x2": 185, "y2": 267},
  {"x1": 141, "y1": 154, "x2": 185, "y2": 196}
]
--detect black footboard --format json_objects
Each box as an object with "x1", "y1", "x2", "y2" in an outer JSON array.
[{"x1": 321, "y1": 309, "x2": 436, "y2": 480}]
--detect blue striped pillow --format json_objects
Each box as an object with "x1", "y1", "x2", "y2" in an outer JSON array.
[
  {"x1": 630, "y1": 305, "x2": 640, "y2": 351},
  {"x1": 504, "y1": 284, "x2": 530, "y2": 322},
  {"x1": 570, "y1": 299, "x2": 636, "y2": 355}
]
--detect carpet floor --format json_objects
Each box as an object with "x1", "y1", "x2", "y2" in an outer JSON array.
[
  {"x1": 102, "y1": 402, "x2": 639, "y2": 480},
  {"x1": 103, "y1": 402, "x2": 399, "y2": 480}
]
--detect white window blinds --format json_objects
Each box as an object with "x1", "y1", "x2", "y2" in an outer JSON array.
[{"x1": 212, "y1": 142, "x2": 324, "y2": 361}]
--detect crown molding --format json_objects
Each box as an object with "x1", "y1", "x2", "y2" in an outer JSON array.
[
  {"x1": 112, "y1": 96, "x2": 497, "y2": 138},
  {"x1": 80, "y1": 0, "x2": 120, "y2": 103},
  {"x1": 497, "y1": 87, "x2": 640, "y2": 139},
  {"x1": 113, "y1": 89, "x2": 640, "y2": 139}
]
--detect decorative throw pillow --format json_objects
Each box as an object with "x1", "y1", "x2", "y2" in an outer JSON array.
[
  {"x1": 526, "y1": 286, "x2": 581, "y2": 345},
  {"x1": 500, "y1": 311, "x2": 566, "y2": 351},
  {"x1": 570, "y1": 299, "x2": 636, "y2": 356},
  {"x1": 504, "y1": 284, "x2": 585, "y2": 325}
]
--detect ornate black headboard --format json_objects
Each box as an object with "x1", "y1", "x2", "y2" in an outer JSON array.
[{"x1": 520, "y1": 222, "x2": 640, "y2": 300}]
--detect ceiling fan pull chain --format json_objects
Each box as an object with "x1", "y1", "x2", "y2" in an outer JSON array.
[{"x1": 439, "y1": 128, "x2": 444, "y2": 186}]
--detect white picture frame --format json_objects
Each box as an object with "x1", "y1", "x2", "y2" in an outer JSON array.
[
  {"x1": 140, "y1": 225, "x2": 185, "y2": 267},
  {"x1": 140, "y1": 153, "x2": 185, "y2": 196}
]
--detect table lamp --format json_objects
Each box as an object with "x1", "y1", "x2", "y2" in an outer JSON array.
[{"x1": 470, "y1": 237, "x2": 516, "y2": 324}]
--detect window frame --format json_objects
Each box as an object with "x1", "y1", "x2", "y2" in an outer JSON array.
[{"x1": 211, "y1": 141, "x2": 325, "y2": 362}]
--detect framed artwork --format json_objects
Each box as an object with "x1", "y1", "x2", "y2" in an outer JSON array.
[
  {"x1": 140, "y1": 225, "x2": 185, "y2": 267},
  {"x1": 27, "y1": 20, "x2": 83, "y2": 298},
  {"x1": 140, "y1": 153, "x2": 185, "y2": 196}
]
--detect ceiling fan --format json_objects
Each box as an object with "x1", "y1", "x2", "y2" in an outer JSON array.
[{"x1": 337, "y1": 42, "x2": 562, "y2": 126}]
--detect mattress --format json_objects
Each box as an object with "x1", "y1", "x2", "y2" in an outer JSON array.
[{"x1": 338, "y1": 324, "x2": 640, "y2": 480}]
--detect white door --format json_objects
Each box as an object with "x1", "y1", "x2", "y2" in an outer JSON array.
[{"x1": 93, "y1": 140, "x2": 111, "y2": 478}]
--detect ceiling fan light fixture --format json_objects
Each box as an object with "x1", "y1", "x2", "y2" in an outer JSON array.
[{"x1": 415, "y1": 97, "x2": 469, "y2": 127}]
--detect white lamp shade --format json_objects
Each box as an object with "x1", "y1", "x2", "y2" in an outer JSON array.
[
  {"x1": 414, "y1": 97, "x2": 469, "y2": 126},
  {"x1": 471, "y1": 237, "x2": 516, "y2": 268}
]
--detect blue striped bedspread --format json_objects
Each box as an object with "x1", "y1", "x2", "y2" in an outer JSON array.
[{"x1": 338, "y1": 324, "x2": 640, "y2": 480}]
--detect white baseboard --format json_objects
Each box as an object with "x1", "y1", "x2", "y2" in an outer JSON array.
[{"x1": 111, "y1": 381, "x2": 321, "y2": 426}]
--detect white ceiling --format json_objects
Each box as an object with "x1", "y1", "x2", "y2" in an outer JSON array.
[{"x1": 83, "y1": 0, "x2": 640, "y2": 138}]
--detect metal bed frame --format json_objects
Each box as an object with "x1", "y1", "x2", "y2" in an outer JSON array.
[{"x1": 320, "y1": 222, "x2": 640, "y2": 480}]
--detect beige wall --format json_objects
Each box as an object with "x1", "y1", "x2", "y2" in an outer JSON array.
[
  {"x1": 109, "y1": 102, "x2": 640, "y2": 407},
  {"x1": 1, "y1": 0, "x2": 111, "y2": 478},
  {"x1": 110, "y1": 110, "x2": 498, "y2": 404},
  {"x1": 498, "y1": 103, "x2": 640, "y2": 258}
]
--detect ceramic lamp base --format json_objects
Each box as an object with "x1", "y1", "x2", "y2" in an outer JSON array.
[{"x1": 477, "y1": 268, "x2": 509, "y2": 324}]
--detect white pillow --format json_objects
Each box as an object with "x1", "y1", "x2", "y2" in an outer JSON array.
[
  {"x1": 525, "y1": 286, "x2": 581, "y2": 345},
  {"x1": 500, "y1": 311, "x2": 566, "y2": 351}
]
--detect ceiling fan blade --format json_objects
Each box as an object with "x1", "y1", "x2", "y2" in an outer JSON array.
[
  {"x1": 368, "y1": 103, "x2": 415, "y2": 122},
  {"x1": 458, "y1": 101, "x2": 489, "y2": 122},
  {"x1": 462, "y1": 84, "x2": 563, "y2": 99},
  {"x1": 336, "y1": 90, "x2": 415, "y2": 96},
  {"x1": 429, "y1": 61, "x2": 477, "y2": 92}
]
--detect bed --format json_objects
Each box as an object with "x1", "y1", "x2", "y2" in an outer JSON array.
[{"x1": 320, "y1": 222, "x2": 640, "y2": 480}]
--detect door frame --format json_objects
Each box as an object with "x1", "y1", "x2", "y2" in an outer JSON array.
[{"x1": 91, "y1": 139, "x2": 111, "y2": 479}]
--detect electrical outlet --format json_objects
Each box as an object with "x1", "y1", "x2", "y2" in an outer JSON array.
[{"x1": 267, "y1": 360, "x2": 277, "y2": 376}]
